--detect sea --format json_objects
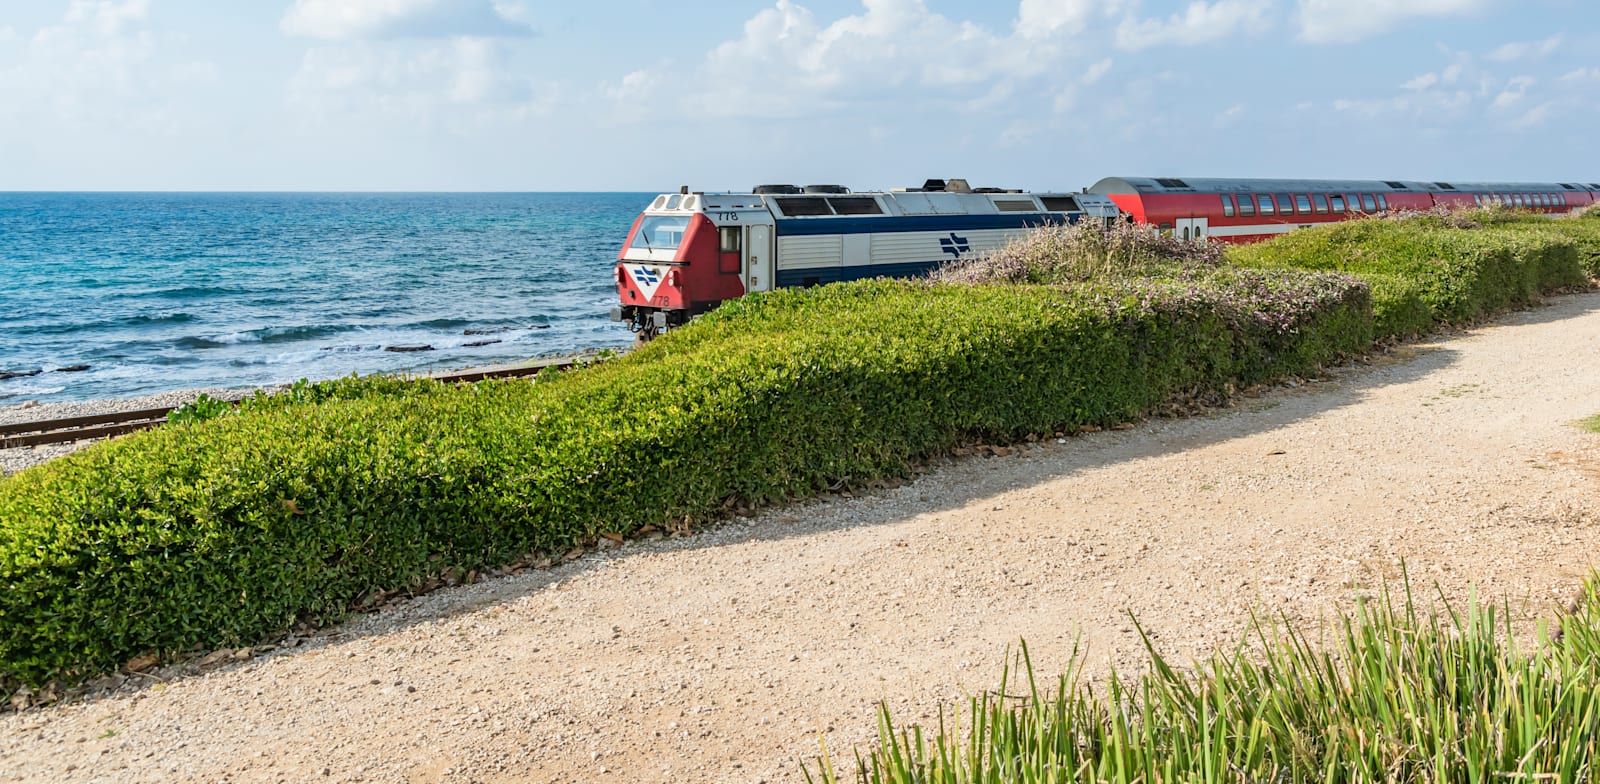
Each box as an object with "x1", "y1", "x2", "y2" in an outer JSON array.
[{"x1": 0, "y1": 192, "x2": 651, "y2": 404}]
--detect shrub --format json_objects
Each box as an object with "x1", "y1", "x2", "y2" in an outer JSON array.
[
  {"x1": 934, "y1": 221, "x2": 1226, "y2": 285},
  {"x1": 0, "y1": 274, "x2": 1370, "y2": 689},
  {"x1": 1228, "y1": 216, "x2": 1585, "y2": 339}
]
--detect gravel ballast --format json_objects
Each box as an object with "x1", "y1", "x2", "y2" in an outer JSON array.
[{"x1": 2, "y1": 292, "x2": 1599, "y2": 783}]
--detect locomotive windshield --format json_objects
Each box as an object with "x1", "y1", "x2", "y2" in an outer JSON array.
[{"x1": 630, "y1": 215, "x2": 691, "y2": 251}]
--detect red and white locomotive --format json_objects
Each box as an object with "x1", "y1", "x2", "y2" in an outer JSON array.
[{"x1": 613, "y1": 176, "x2": 1600, "y2": 337}]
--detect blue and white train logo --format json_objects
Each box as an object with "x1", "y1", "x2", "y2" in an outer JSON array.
[
  {"x1": 939, "y1": 232, "x2": 971, "y2": 259},
  {"x1": 630, "y1": 265, "x2": 665, "y2": 298}
]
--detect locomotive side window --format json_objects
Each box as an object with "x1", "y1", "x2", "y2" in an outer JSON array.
[
  {"x1": 1220, "y1": 195, "x2": 1235, "y2": 217},
  {"x1": 828, "y1": 196, "x2": 884, "y2": 215},
  {"x1": 776, "y1": 197, "x2": 833, "y2": 217},
  {"x1": 1361, "y1": 194, "x2": 1378, "y2": 212},
  {"x1": 1295, "y1": 195, "x2": 1313, "y2": 214},
  {"x1": 1313, "y1": 195, "x2": 1330, "y2": 214},
  {"x1": 1040, "y1": 196, "x2": 1080, "y2": 211},
  {"x1": 1237, "y1": 195, "x2": 1256, "y2": 217},
  {"x1": 1255, "y1": 195, "x2": 1273, "y2": 216},
  {"x1": 720, "y1": 226, "x2": 742, "y2": 254},
  {"x1": 1330, "y1": 195, "x2": 1346, "y2": 213}
]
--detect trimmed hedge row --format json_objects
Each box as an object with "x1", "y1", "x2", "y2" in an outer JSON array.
[
  {"x1": 0, "y1": 273, "x2": 1371, "y2": 688},
  {"x1": 1228, "y1": 217, "x2": 1587, "y2": 339}
]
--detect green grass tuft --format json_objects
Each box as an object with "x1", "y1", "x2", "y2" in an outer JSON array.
[{"x1": 808, "y1": 577, "x2": 1600, "y2": 783}]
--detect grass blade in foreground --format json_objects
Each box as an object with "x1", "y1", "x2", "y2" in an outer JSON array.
[{"x1": 808, "y1": 578, "x2": 1600, "y2": 783}]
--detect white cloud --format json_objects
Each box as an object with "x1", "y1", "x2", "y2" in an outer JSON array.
[
  {"x1": 289, "y1": 37, "x2": 543, "y2": 119},
  {"x1": 1486, "y1": 35, "x2": 1561, "y2": 62},
  {"x1": 1401, "y1": 72, "x2": 1437, "y2": 91},
  {"x1": 648, "y1": 0, "x2": 1033, "y2": 120},
  {"x1": 281, "y1": 0, "x2": 534, "y2": 40},
  {"x1": 1115, "y1": 0, "x2": 1273, "y2": 51},
  {"x1": 1511, "y1": 101, "x2": 1553, "y2": 128},
  {"x1": 1083, "y1": 58, "x2": 1112, "y2": 84},
  {"x1": 1559, "y1": 67, "x2": 1600, "y2": 83},
  {"x1": 0, "y1": 0, "x2": 212, "y2": 136},
  {"x1": 1213, "y1": 103, "x2": 1244, "y2": 127},
  {"x1": 1490, "y1": 75, "x2": 1535, "y2": 110},
  {"x1": 1297, "y1": 0, "x2": 1489, "y2": 44},
  {"x1": 1015, "y1": 0, "x2": 1124, "y2": 38},
  {"x1": 64, "y1": 0, "x2": 150, "y2": 37}
]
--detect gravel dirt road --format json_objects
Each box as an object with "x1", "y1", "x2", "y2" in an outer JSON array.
[{"x1": 4, "y1": 291, "x2": 1599, "y2": 784}]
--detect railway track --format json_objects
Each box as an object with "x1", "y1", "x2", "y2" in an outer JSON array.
[{"x1": 0, "y1": 355, "x2": 589, "y2": 451}]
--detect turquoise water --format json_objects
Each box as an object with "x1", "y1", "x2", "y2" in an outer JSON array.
[{"x1": 0, "y1": 192, "x2": 648, "y2": 403}]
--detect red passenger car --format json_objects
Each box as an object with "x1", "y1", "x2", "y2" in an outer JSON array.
[{"x1": 1088, "y1": 177, "x2": 1595, "y2": 244}]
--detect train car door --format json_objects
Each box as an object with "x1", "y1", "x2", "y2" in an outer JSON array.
[
  {"x1": 745, "y1": 224, "x2": 773, "y2": 293},
  {"x1": 1176, "y1": 218, "x2": 1210, "y2": 240}
]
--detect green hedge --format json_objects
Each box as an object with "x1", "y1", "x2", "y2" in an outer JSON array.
[
  {"x1": 1228, "y1": 218, "x2": 1586, "y2": 339},
  {"x1": 0, "y1": 274, "x2": 1370, "y2": 688}
]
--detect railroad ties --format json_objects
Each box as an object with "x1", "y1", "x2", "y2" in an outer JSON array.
[{"x1": 0, "y1": 355, "x2": 590, "y2": 450}]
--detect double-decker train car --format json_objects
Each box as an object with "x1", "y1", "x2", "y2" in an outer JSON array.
[
  {"x1": 610, "y1": 180, "x2": 1120, "y2": 337},
  {"x1": 1087, "y1": 177, "x2": 1600, "y2": 243}
]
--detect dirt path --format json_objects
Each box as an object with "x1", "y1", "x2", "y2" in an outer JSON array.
[{"x1": 4, "y1": 292, "x2": 1600, "y2": 784}]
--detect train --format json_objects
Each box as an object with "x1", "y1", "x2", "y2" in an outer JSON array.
[{"x1": 611, "y1": 176, "x2": 1600, "y2": 338}]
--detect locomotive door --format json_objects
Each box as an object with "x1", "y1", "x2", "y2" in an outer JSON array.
[
  {"x1": 746, "y1": 224, "x2": 773, "y2": 293},
  {"x1": 1176, "y1": 218, "x2": 1210, "y2": 240}
]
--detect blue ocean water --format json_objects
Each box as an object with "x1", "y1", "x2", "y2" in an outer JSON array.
[{"x1": 0, "y1": 192, "x2": 649, "y2": 404}]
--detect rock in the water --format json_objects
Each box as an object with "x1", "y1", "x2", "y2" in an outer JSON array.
[
  {"x1": 462, "y1": 327, "x2": 512, "y2": 336},
  {"x1": 0, "y1": 369, "x2": 42, "y2": 381},
  {"x1": 54, "y1": 365, "x2": 90, "y2": 373},
  {"x1": 384, "y1": 345, "x2": 435, "y2": 353},
  {"x1": 463, "y1": 339, "x2": 502, "y2": 347}
]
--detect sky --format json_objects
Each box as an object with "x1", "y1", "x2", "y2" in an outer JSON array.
[{"x1": 0, "y1": 0, "x2": 1596, "y2": 192}]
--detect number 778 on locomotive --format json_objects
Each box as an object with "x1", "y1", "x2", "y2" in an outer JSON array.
[{"x1": 609, "y1": 180, "x2": 1123, "y2": 338}]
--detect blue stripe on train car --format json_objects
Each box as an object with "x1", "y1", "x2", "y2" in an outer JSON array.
[
  {"x1": 774, "y1": 212, "x2": 1075, "y2": 237},
  {"x1": 774, "y1": 260, "x2": 943, "y2": 288}
]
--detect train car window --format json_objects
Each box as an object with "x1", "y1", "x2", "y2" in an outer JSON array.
[
  {"x1": 1347, "y1": 194, "x2": 1362, "y2": 213},
  {"x1": 719, "y1": 226, "x2": 742, "y2": 254},
  {"x1": 1274, "y1": 194, "x2": 1292, "y2": 213},
  {"x1": 828, "y1": 196, "x2": 884, "y2": 215},
  {"x1": 1361, "y1": 195, "x2": 1378, "y2": 212},
  {"x1": 665, "y1": 195, "x2": 682, "y2": 210},
  {"x1": 1182, "y1": 226, "x2": 1191, "y2": 240},
  {"x1": 1253, "y1": 195, "x2": 1272, "y2": 216},
  {"x1": 1040, "y1": 196, "x2": 1080, "y2": 211},
  {"x1": 1330, "y1": 195, "x2": 1347, "y2": 213},
  {"x1": 1220, "y1": 195, "x2": 1235, "y2": 217},
  {"x1": 776, "y1": 197, "x2": 833, "y2": 216},
  {"x1": 1294, "y1": 195, "x2": 1312, "y2": 214},
  {"x1": 1159, "y1": 222, "x2": 1174, "y2": 236},
  {"x1": 1313, "y1": 195, "x2": 1330, "y2": 214},
  {"x1": 1237, "y1": 195, "x2": 1256, "y2": 217},
  {"x1": 1376, "y1": 194, "x2": 1388, "y2": 211}
]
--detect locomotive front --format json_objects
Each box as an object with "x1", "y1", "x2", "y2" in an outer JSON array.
[{"x1": 610, "y1": 189, "x2": 769, "y2": 339}]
